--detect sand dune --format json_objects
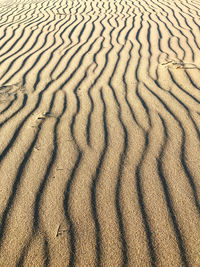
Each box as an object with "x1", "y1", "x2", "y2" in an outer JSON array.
[{"x1": 0, "y1": 0, "x2": 200, "y2": 266}]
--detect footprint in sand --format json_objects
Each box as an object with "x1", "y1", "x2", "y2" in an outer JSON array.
[
  {"x1": 0, "y1": 81, "x2": 26, "y2": 103},
  {"x1": 160, "y1": 59, "x2": 199, "y2": 70}
]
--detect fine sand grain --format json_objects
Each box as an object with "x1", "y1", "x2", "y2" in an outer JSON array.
[{"x1": 0, "y1": 0, "x2": 200, "y2": 266}]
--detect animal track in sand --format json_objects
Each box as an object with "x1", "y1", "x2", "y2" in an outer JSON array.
[
  {"x1": 160, "y1": 59, "x2": 199, "y2": 70},
  {"x1": 56, "y1": 224, "x2": 68, "y2": 237},
  {"x1": 29, "y1": 112, "x2": 59, "y2": 131}
]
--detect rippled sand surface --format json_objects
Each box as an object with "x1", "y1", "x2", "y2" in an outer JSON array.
[{"x1": 0, "y1": 0, "x2": 200, "y2": 266}]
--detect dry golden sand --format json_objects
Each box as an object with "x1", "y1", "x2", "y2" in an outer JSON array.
[{"x1": 0, "y1": 0, "x2": 200, "y2": 266}]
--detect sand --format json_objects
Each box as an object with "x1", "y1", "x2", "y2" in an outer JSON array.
[{"x1": 0, "y1": 0, "x2": 200, "y2": 266}]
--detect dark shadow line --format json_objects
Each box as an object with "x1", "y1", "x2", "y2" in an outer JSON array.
[
  {"x1": 185, "y1": 71, "x2": 200, "y2": 91},
  {"x1": 122, "y1": 41, "x2": 139, "y2": 126},
  {"x1": 1, "y1": 9, "x2": 58, "y2": 84},
  {"x1": 178, "y1": 11, "x2": 200, "y2": 51},
  {"x1": 20, "y1": 17, "x2": 64, "y2": 89},
  {"x1": 0, "y1": 26, "x2": 27, "y2": 59},
  {"x1": 0, "y1": 0, "x2": 47, "y2": 58},
  {"x1": 49, "y1": 2, "x2": 91, "y2": 78},
  {"x1": 0, "y1": 18, "x2": 42, "y2": 64},
  {"x1": 90, "y1": 88, "x2": 108, "y2": 266},
  {"x1": 32, "y1": 13, "x2": 78, "y2": 90},
  {"x1": 0, "y1": 6, "x2": 19, "y2": 27},
  {"x1": 0, "y1": 94, "x2": 28, "y2": 128},
  {"x1": 0, "y1": 27, "x2": 8, "y2": 42},
  {"x1": 63, "y1": 151, "x2": 82, "y2": 267},
  {"x1": 148, "y1": 14, "x2": 163, "y2": 56},
  {"x1": 93, "y1": 36, "x2": 105, "y2": 73},
  {"x1": 0, "y1": 119, "x2": 42, "y2": 243},
  {"x1": 33, "y1": 91, "x2": 67, "y2": 229},
  {"x1": 144, "y1": 83, "x2": 200, "y2": 214},
  {"x1": 86, "y1": 39, "x2": 113, "y2": 146},
  {"x1": 108, "y1": 47, "x2": 129, "y2": 266},
  {"x1": 0, "y1": 81, "x2": 52, "y2": 163},
  {"x1": 48, "y1": 17, "x2": 80, "y2": 77},
  {"x1": 168, "y1": 90, "x2": 200, "y2": 140},
  {"x1": 44, "y1": 235, "x2": 50, "y2": 267},
  {"x1": 168, "y1": 70, "x2": 200, "y2": 104},
  {"x1": 157, "y1": 114, "x2": 189, "y2": 267},
  {"x1": 15, "y1": 88, "x2": 64, "y2": 266},
  {"x1": 86, "y1": 83, "x2": 94, "y2": 146},
  {"x1": 0, "y1": 28, "x2": 43, "y2": 82},
  {"x1": 70, "y1": 72, "x2": 87, "y2": 141},
  {"x1": 116, "y1": 16, "x2": 129, "y2": 45},
  {"x1": 0, "y1": 24, "x2": 20, "y2": 51},
  {"x1": 124, "y1": 16, "x2": 135, "y2": 42},
  {"x1": 0, "y1": 7, "x2": 18, "y2": 26},
  {"x1": 136, "y1": 85, "x2": 152, "y2": 128},
  {"x1": 135, "y1": 132, "x2": 157, "y2": 267},
  {"x1": 154, "y1": 0, "x2": 195, "y2": 60},
  {"x1": 0, "y1": 93, "x2": 17, "y2": 115},
  {"x1": 52, "y1": 21, "x2": 99, "y2": 82}
]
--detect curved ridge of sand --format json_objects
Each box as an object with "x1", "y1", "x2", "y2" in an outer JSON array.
[{"x1": 0, "y1": 0, "x2": 200, "y2": 266}]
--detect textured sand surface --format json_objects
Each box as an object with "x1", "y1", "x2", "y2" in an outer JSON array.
[{"x1": 0, "y1": 0, "x2": 200, "y2": 266}]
